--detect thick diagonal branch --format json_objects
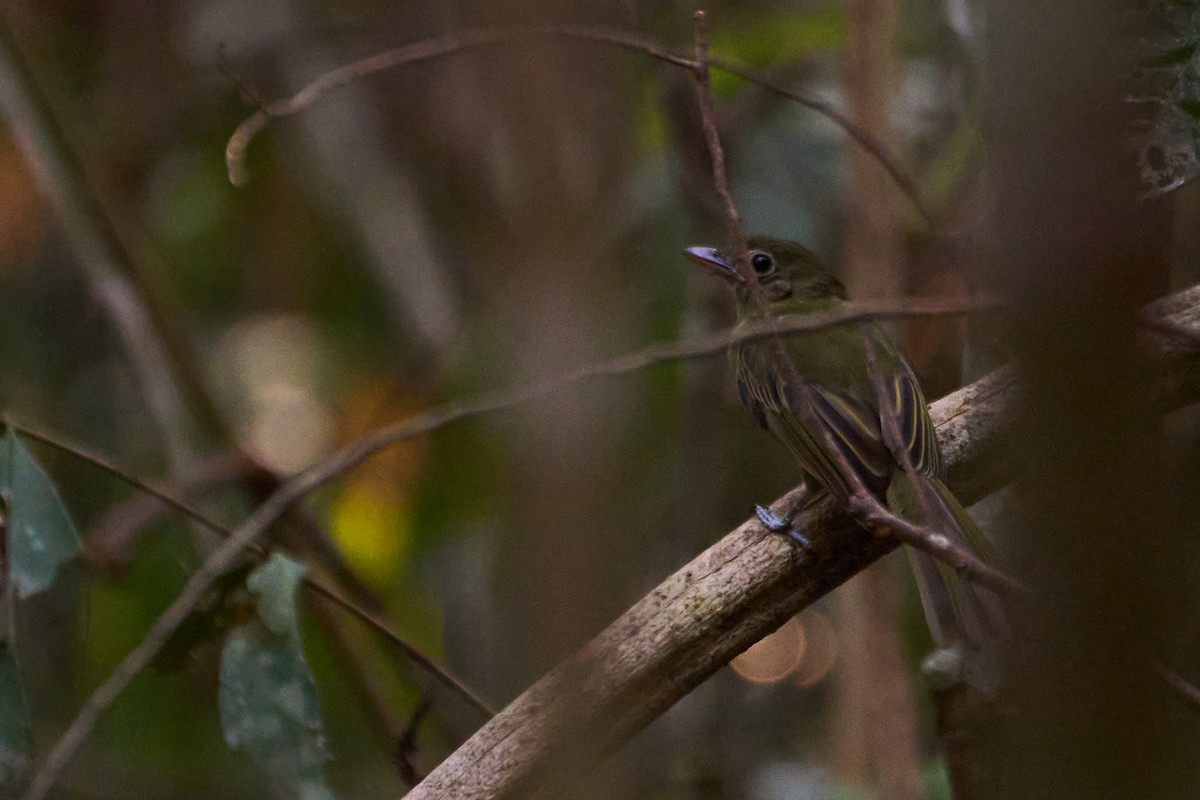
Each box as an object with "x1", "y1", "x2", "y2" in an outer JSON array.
[{"x1": 402, "y1": 287, "x2": 1200, "y2": 800}]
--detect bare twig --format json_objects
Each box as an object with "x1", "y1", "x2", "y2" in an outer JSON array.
[
  {"x1": 20, "y1": 470, "x2": 305, "y2": 800},
  {"x1": 809, "y1": 371, "x2": 1015, "y2": 592},
  {"x1": 3, "y1": 0, "x2": 407, "y2": 609},
  {"x1": 225, "y1": 26, "x2": 693, "y2": 186},
  {"x1": 691, "y1": 11, "x2": 752, "y2": 283},
  {"x1": 712, "y1": 59, "x2": 933, "y2": 227},
  {"x1": 12, "y1": 422, "x2": 494, "y2": 713},
  {"x1": 844, "y1": 491, "x2": 1018, "y2": 594},
  {"x1": 821, "y1": 329, "x2": 1016, "y2": 593},
  {"x1": 224, "y1": 23, "x2": 926, "y2": 225},
  {"x1": 689, "y1": 10, "x2": 816, "y2": 419},
  {"x1": 303, "y1": 582, "x2": 494, "y2": 719},
  {"x1": 200, "y1": 300, "x2": 997, "y2": 514},
  {"x1": 0, "y1": 18, "x2": 424, "y2": 736},
  {"x1": 303, "y1": 586, "x2": 404, "y2": 746},
  {"x1": 13, "y1": 423, "x2": 250, "y2": 539},
  {"x1": 79, "y1": 453, "x2": 260, "y2": 570}
]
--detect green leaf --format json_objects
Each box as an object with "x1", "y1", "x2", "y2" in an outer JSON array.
[
  {"x1": 0, "y1": 643, "x2": 31, "y2": 791},
  {"x1": 1, "y1": 429, "x2": 81, "y2": 598},
  {"x1": 219, "y1": 554, "x2": 335, "y2": 800},
  {"x1": 246, "y1": 552, "x2": 308, "y2": 637}
]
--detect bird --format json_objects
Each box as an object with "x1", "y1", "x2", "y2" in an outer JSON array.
[{"x1": 685, "y1": 235, "x2": 1002, "y2": 652}]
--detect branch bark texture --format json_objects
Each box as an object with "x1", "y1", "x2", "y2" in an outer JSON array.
[{"x1": 404, "y1": 287, "x2": 1200, "y2": 800}]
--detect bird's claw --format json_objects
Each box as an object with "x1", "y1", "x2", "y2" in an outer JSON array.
[
  {"x1": 755, "y1": 504, "x2": 811, "y2": 549},
  {"x1": 755, "y1": 504, "x2": 789, "y2": 530}
]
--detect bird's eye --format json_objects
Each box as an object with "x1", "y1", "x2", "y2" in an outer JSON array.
[{"x1": 750, "y1": 252, "x2": 775, "y2": 274}]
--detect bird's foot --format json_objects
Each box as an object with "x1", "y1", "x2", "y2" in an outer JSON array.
[{"x1": 755, "y1": 504, "x2": 811, "y2": 549}]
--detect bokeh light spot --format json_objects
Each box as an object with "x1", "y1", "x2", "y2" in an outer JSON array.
[
  {"x1": 793, "y1": 610, "x2": 838, "y2": 688},
  {"x1": 731, "y1": 615, "x2": 806, "y2": 684}
]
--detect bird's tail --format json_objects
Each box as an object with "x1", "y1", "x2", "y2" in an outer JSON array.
[{"x1": 888, "y1": 473, "x2": 1005, "y2": 651}]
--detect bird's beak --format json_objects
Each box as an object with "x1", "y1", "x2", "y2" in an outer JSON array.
[{"x1": 684, "y1": 246, "x2": 745, "y2": 284}]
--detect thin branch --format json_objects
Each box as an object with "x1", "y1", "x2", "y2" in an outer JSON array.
[
  {"x1": 21, "y1": 437, "x2": 405, "y2": 800},
  {"x1": 200, "y1": 299, "x2": 995, "y2": 510},
  {"x1": 689, "y1": 10, "x2": 816, "y2": 422},
  {"x1": 14, "y1": 424, "x2": 254, "y2": 539},
  {"x1": 844, "y1": 491, "x2": 1018, "y2": 595},
  {"x1": 225, "y1": 25, "x2": 698, "y2": 185},
  {"x1": 303, "y1": 584, "x2": 405, "y2": 749},
  {"x1": 81, "y1": 455, "x2": 262, "y2": 571},
  {"x1": 711, "y1": 59, "x2": 933, "y2": 227},
  {"x1": 798, "y1": 344, "x2": 1015, "y2": 593},
  {"x1": 691, "y1": 10, "x2": 752, "y2": 285},
  {"x1": 19, "y1": 476, "x2": 293, "y2": 800},
  {"x1": 224, "y1": 24, "x2": 925, "y2": 226},
  {"x1": 227, "y1": 28, "x2": 509, "y2": 185},
  {"x1": 789, "y1": 350, "x2": 1014, "y2": 593},
  {"x1": 303, "y1": 581, "x2": 494, "y2": 719}
]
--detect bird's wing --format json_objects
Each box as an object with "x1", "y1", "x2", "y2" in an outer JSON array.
[
  {"x1": 741, "y1": 365, "x2": 893, "y2": 500},
  {"x1": 877, "y1": 362, "x2": 943, "y2": 479},
  {"x1": 736, "y1": 334, "x2": 941, "y2": 498}
]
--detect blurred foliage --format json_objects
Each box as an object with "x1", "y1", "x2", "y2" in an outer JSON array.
[
  {"x1": 1140, "y1": 0, "x2": 1200, "y2": 195},
  {"x1": 709, "y1": 8, "x2": 847, "y2": 95}
]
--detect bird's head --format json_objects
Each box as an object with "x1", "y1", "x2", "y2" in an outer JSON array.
[{"x1": 685, "y1": 236, "x2": 846, "y2": 315}]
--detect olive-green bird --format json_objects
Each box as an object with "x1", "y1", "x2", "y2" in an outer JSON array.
[{"x1": 686, "y1": 236, "x2": 1001, "y2": 650}]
